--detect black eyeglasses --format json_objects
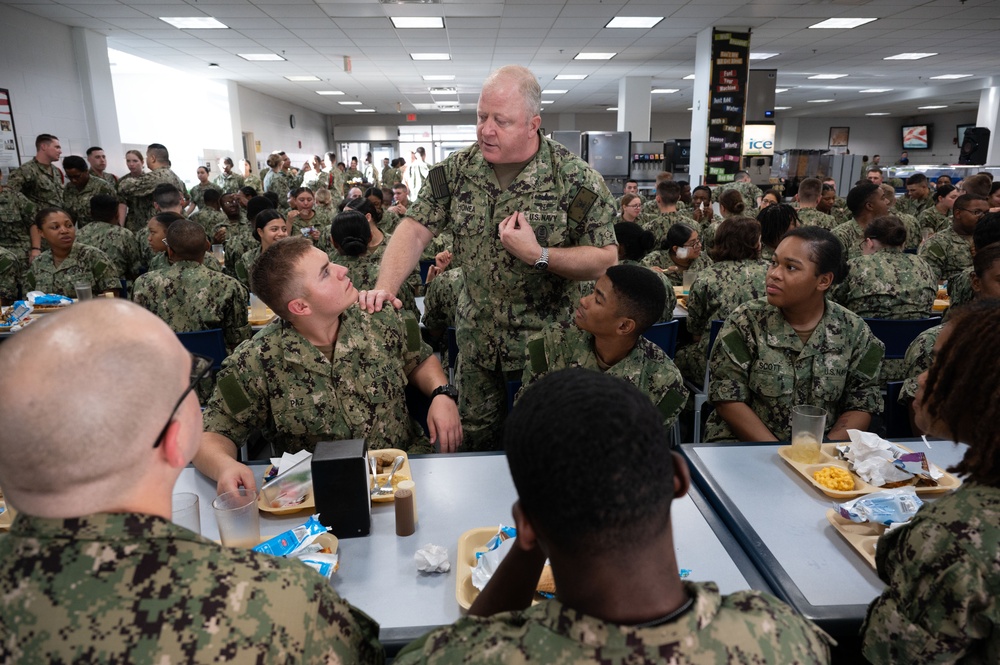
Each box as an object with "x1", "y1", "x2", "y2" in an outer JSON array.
[
  {"x1": 955, "y1": 207, "x2": 987, "y2": 217},
  {"x1": 153, "y1": 353, "x2": 213, "y2": 448}
]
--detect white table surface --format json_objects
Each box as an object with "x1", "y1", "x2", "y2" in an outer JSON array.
[
  {"x1": 175, "y1": 451, "x2": 766, "y2": 648},
  {"x1": 680, "y1": 439, "x2": 969, "y2": 631}
]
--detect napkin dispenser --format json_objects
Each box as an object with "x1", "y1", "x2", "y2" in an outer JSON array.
[{"x1": 311, "y1": 439, "x2": 371, "y2": 538}]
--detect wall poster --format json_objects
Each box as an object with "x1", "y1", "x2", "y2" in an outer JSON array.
[
  {"x1": 0, "y1": 89, "x2": 21, "y2": 182},
  {"x1": 705, "y1": 30, "x2": 751, "y2": 185}
]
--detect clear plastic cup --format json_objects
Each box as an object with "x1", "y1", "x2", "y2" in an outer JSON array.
[
  {"x1": 212, "y1": 488, "x2": 260, "y2": 547},
  {"x1": 171, "y1": 492, "x2": 201, "y2": 535},
  {"x1": 788, "y1": 405, "x2": 827, "y2": 463}
]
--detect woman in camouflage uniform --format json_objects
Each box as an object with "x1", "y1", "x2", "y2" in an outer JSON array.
[
  {"x1": 641, "y1": 222, "x2": 711, "y2": 286},
  {"x1": 25, "y1": 207, "x2": 120, "y2": 297},
  {"x1": 757, "y1": 204, "x2": 800, "y2": 263},
  {"x1": 917, "y1": 184, "x2": 957, "y2": 237},
  {"x1": 235, "y1": 209, "x2": 288, "y2": 289}
]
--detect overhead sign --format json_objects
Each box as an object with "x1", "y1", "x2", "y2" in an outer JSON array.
[
  {"x1": 705, "y1": 30, "x2": 751, "y2": 185},
  {"x1": 743, "y1": 123, "x2": 776, "y2": 156}
]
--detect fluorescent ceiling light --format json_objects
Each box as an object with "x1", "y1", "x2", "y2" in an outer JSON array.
[
  {"x1": 390, "y1": 17, "x2": 443, "y2": 29},
  {"x1": 651, "y1": 88, "x2": 678, "y2": 94},
  {"x1": 542, "y1": 89, "x2": 567, "y2": 94},
  {"x1": 884, "y1": 53, "x2": 937, "y2": 60},
  {"x1": 807, "y1": 99, "x2": 834, "y2": 103},
  {"x1": 775, "y1": 88, "x2": 789, "y2": 93},
  {"x1": 354, "y1": 109, "x2": 376, "y2": 113},
  {"x1": 160, "y1": 17, "x2": 228, "y2": 29},
  {"x1": 541, "y1": 100, "x2": 554, "y2": 105},
  {"x1": 808, "y1": 74, "x2": 847, "y2": 80},
  {"x1": 429, "y1": 87, "x2": 456, "y2": 94},
  {"x1": 606, "y1": 107, "x2": 619, "y2": 111},
  {"x1": 339, "y1": 101, "x2": 362, "y2": 105},
  {"x1": 866, "y1": 112, "x2": 890, "y2": 116},
  {"x1": 422, "y1": 75, "x2": 455, "y2": 81},
  {"x1": 605, "y1": 16, "x2": 662, "y2": 29},
  {"x1": 859, "y1": 88, "x2": 893, "y2": 93},
  {"x1": 238, "y1": 53, "x2": 284, "y2": 61},
  {"x1": 774, "y1": 106, "x2": 792, "y2": 110},
  {"x1": 555, "y1": 74, "x2": 587, "y2": 80},
  {"x1": 930, "y1": 74, "x2": 972, "y2": 80},
  {"x1": 316, "y1": 90, "x2": 344, "y2": 96},
  {"x1": 683, "y1": 74, "x2": 696, "y2": 80},
  {"x1": 438, "y1": 106, "x2": 460, "y2": 112},
  {"x1": 575, "y1": 52, "x2": 616, "y2": 60},
  {"x1": 918, "y1": 105, "x2": 948, "y2": 109},
  {"x1": 411, "y1": 53, "x2": 450, "y2": 61},
  {"x1": 809, "y1": 18, "x2": 877, "y2": 29},
  {"x1": 750, "y1": 53, "x2": 780, "y2": 60},
  {"x1": 686, "y1": 107, "x2": 693, "y2": 111},
  {"x1": 285, "y1": 75, "x2": 320, "y2": 82}
]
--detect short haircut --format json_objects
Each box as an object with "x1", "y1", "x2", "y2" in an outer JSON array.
[
  {"x1": 62, "y1": 155, "x2": 87, "y2": 172},
  {"x1": 906, "y1": 173, "x2": 928, "y2": 186},
  {"x1": 35, "y1": 134, "x2": 58, "y2": 150},
  {"x1": 86, "y1": 146, "x2": 103, "y2": 157},
  {"x1": 262, "y1": 192, "x2": 280, "y2": 208},
  {"x1": 146, "y1": 143, "x2": 169, "y2": 163},
  {"x1": 239, "y1": 185, "x2": 258, "y2": 197},
  {"x1": 504, "y1": 368, "x2": 674, "y2": 554},
  {"x1": 933, "y1": 184, "x2": 956, "y2": 202},
  {"x1": 973, "y1": 241, "x2": 1000, "y2": 278},
  {"x1": 955, "y1": 193, "x2": 988, "y2": 212},
  {"x1": 656, "y1": 172, "x2": 673, "y2": 184},
  {"x1": 89, "y1": 194, "x2": 119, "y2": 222},
  {"x1": 250, "y1": 236, "x2": 313, "y2": 319},
  {"x1": 663, "y1": 222, "x2": 697, "y2": 253},
  {"x1": 656, "y1": 180, "x2": 681, "y2": 204},
  {"x1": 203, "y1": 189, "x2": 221, "y2": 205},
  {"x1": 331, "y1": 210, "x2": 371, "y2": 257},
  {"x1": 712, "y1": 216, "x2": 761, "y2": 262},
  {"x1": 847, "y1": 182, "x2": 881, "y2": 216},
  {"x1": 866, "y1": 166, "x2": 883, "y2": 176},
  {"x1": 973, "y1": 212, "x2": 1000, "y2": 250},
  {"x1": 150, "y1": 211, "x2": 185, "y2": 231},
  {"x1": 798, "y1": 178, "x2": 822, "y2": 203},
  {"x1": 735, "y1": 170, "x2": 750, "y2": 181},
  {"x1": 922, "y1": 298, "x2": 1000, "y2": 485},
  {"x1": 613, "y1": 222, "x2": 655, "y2": 262},
  {"x1": 152, "y1": 183, "x2": 182, "y2": 210},
  {"x1": 783, "y1": 226, "x2": 848, "y2": 284},
  {"x1": 605, "y1": 264, "x2": 665, "y2": 334},
  {"x1": 415, "y1": 147, "x2": 425, "y2": 158},
  {"x1": 482, "y1": 65, "x2": 541, "y2": 118},
  {"x1": 34, "y1": 206, "x2": 69, "y2": 229},
  {"x1": 222, "y1": 157, "x2": 234, "y2": 167},
  {"x1": 719, "y1": 188, "x2": 745, "y2": 216},
  {"x1": 961, "y1": 174, "x2": 992, "y2": 197},
  {"x1": 864, "y1": 215, "x2": 907, "y2": 247},
  {"x1": 166, "y1": 219, "x2": 208, "y2": 261},
  {"x1": 253, "y1": 209, "x2": 284, "y2": 242},
  {"x1": 392, "y1": 183, "x2": 407, "y2": 192},
  {"x1": 692, "y1": 185, "x2": 711, "y2": 198},
  {"x1": 625, "y1": 179, "x2": 638, "y2": 186},
  {"x1": 822, "y1": 183, "x2": 836, "y2": 195}
]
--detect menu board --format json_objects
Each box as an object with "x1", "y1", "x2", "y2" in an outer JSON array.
[
  {"x1": 705, "y1": 31, "x2": 750, "y2": 185},
  {"x1": 0, "y1": 89, "x2": 21, "y2": 182}
]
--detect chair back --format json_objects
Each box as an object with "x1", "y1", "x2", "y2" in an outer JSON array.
[
  {"x1": 419, "y1": 259, "x2": 434, "y2": 284},
  {"x1": 884, "y1": 381, "x2": 913, "y2": 438},
  {"x1": 176, "y1": 329, "x2": 227, "y2": 371},
  {"x1": 642, "y1": 320, "x2": 680, "y2": 359},
  {"x1": 863, "y1": 317, "x2": 941, "y2": 360},
  {"x1": 506, "y1": 380, "x2": 522, "y2": 415}
]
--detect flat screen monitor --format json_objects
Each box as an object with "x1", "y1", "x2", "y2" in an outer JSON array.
[{"x1": 902, "y1": 124, "x2": 931, "y2": 150}]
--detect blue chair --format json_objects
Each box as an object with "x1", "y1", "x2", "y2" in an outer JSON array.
[
  {"x1": 419, "y1": 259, "x2": 435, "y2": 284},
  {"x1": 863, "y1": 317, "x2": 941, "y2": 360},
  {"x1": 688, "y1": 319, "x2": 726, "y2": 444},
  {"x1": 176, "y1": 329, "x2": 227, "y2": 372},
  {"x1": 405, "y1": 384, "x2": 431, "y2": 438},
  {"x1": 642, "y1": 320, "x2": 680, "y2": 359},
  {"x1": 884, "y1": 380, "x2": 913, "y2": 439},
  {"x1": 446, "y1": 326, "x2": 459, "y2": 383},
  {"x1": 506, "y1": 380, "x2": 522, "y2": 415}
]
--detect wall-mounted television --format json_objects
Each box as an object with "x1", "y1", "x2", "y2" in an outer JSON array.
[{"x1": 902, "y1": 124, "x2": 931, "y2": 150}]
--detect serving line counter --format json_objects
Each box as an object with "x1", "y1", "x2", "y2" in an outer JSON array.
[
  {"x1": 175, "y1": 451, "x2": 769, "y2": 651},
  {"x1": 679, "y1": 439, "x2": 968, "y2": 644}
]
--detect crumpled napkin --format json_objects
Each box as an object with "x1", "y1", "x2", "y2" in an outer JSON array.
[
  {"x1": 415, "y1": 543, "x2": 451, "y2": 574},
  {"x1": 842, "y1": 430, "x2": 922, "y2": 486}
]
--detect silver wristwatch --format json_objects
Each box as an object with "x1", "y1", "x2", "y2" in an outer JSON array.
[{"x1": 533, "y1": 247, "x2": 549, "y2": 271}]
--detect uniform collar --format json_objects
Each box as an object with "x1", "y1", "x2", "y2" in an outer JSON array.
[{"x1": 11, "y1": 511, "x2": 200, "y2": 543}]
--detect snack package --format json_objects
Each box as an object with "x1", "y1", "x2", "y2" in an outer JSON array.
[
  {"x1": 471, "y1": 525, "x2": 517, "y2": 591},
  {"x1": 25, "y1": 292, "x2": 72, "y2": 306},
  {"x1": 836, "y1": 488, "x2": 923, "y2": 525},
  {"x1": 296, "y1": 552, "x2": 340, "y2": 579},
  {"x1": 253, "y1": 515, "x2": 329, "y2": 557},
  {"x1": 2, "y1": 301, "x2": 32, "y2": 329},
  {"x1": 260, "y1": 451, "x2": 313, "y2": 508}
]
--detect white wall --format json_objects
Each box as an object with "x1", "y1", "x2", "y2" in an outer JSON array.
[
  {"x1": 0, "y1": 5, "x2": 91, "y2": 168},
  {"x1": 237, "y1": 85, "x2": 329, "y2": 172}
]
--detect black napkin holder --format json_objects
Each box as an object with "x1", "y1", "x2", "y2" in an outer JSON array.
[{"x1": 311, "y1": 439, "x2": 371, "y2": 538}]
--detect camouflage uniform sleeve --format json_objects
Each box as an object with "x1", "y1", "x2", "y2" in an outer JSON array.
[
  {"x1": 653, "y1": 269, "x2": 677, "y2": 322},
  {"x1": 644, "y1": 349, "x2": 689, "y2": 428},
  {"x1": 838, "y1": 313, "x2": 885, "y2": 415},
  {"x1": 520, "y1": 329, "x2": 549, "y2": 392},
  {"x1": 302, "y1": 582, "x2": 386, "y2": 664},
  {"x1": 563, "y1": 161, "x2": 618, "y2": 248},
  {"x1": 686, "y1": 270, "x2": 711, "y2": 334},
  {"x1": 86, "y1": 245, "x2": 122, "y2": 293},
  {"x1": 396, "y1": 309, "x2": 432, "y2": 376},
  {"x1": 202, "y1": 340, "x2": 270, "y2": 444},
  {"x1": 223, "y1": 279, "x2": 252, "y2": 352},
  {"x1": 899, "y1": 325, "x2": 940, "y2": 402},
  {"x1": 708, "y1": 308, "x2": 755, "y2": 404},
  {"x1": 917, "y1": 237, "x2": 947, "y2": 282},
  {"x1": 117, "y1": 171, "x2": 159, "y2": 197},
  {"x1": 405, "y1": 158, "x2": 455, "y2": 237},
  {"x1": 0, "y1": 247, "x2": 19, "y2": 301}
]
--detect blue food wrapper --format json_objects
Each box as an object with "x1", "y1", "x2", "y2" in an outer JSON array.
[
  {"x1": 476, "y1": 524, "x2": 517, "y2": 561},
  {"x1": 253, "y1": 515, "x2": 329, "y2": 557},
  {"x1": 836, "y1": 488, "x2": 923, "y2": 525},
  {"x1": 29, "y1": 293, "x2": 73, "y2": 306},
  {"x1": 3, "y1": 302, "x2": 32, "y2": 327}
]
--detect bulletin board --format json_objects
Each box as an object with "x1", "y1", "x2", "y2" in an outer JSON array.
[{"x1": 0, "y1": 89, "x2": 22, "y2": 182}]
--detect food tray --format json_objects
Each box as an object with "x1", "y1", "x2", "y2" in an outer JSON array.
[
  {"x1": 932, "y1": 298, "x2": 949, "y2": 313},
  {"x1": 258, "y1": 465, "x2": 315, "y2": 515},
  {"x1": 455, "y1": 527, "x2": 550, "y2": 610},
  {"x1": 247, "y1": 307, "x2": 276, "y2": 326},
  {"x1": 777, "y1": 443, "x2": 961, "y2": 499},
  {"x1": 369, "y1": 449, "x2": 411, "y2": 504},
  {"x1": 29, "y1": 304, "x2": 70, "y2": 313},
  {"x1": 826, "y1": 509, "x2": 881, "y2": 569}
]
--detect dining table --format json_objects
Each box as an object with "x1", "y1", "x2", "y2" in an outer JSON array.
[{"x1": 174, "y1": 450, "x2": 771, "y2": 654}]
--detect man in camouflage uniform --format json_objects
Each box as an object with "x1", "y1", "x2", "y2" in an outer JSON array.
[
  {"x1": 640, "y1": 180, "x2": 696, "y2": 246},
  {"x1": 75, "y1": 194, "x2": 141, "y2": 281},
  {"x1": 947, "y1": 212, "x2": 1000, "y2": 308},
  {"x1": 714, "y1": 170, "x2": 762, "y2": 212},
  {"x1": 521, "y1": 265, "x2": 687, "y2": 429},
  {"x1": 642, "y1": 172, "x2": 674, "y2": 216},
  {"x1": 61, "y1": 155, "x2": 117, "y2": 227},
  {"x1": 795, "y1": 178, "x2": 837, "y2": 230},
  {"x1": 394, "y1": 369, "x2": 833, "y2": 665},
  {"x1": 217, "y1": 193, "x2": 256, "y2": 278},
  {"x1": 918, "y1": 193, "x2": 987, "y2": 283},
  {"x1": 8, "y1": 133, "x2": 63, "y2": 261},
  {"x1": 422, "y1": 266, "x2": 463, "y2": 373},
  {"x1": 194, "y1": 237, "x2": 461, "y2": 494},
  {"x1": 706, "y1": 297, "x2": 884, "y2": 442},
  {"x1": 380, "y1": 157, "x2": 393, "y2": 187},
  {"x1": 832, "y1": 183, "x2": 889, "y2": 261},
  {"x1": 214, "y1": 156, "x2": 244, "y2": 194},
  {"x1": 896, "y1": 322, "x2": 942, "y2": 434},
  {"x1": 362, "y1": 65, "x2": 618, "y2": 451},
  {"x1": 132, "y1": 220, "x2": 250, "y2": 352},
  {"x1": 878, "y1": 184, "x2": 922, "y2": 251},
  {"x1": 0, "y1": 245, "x2": 20, "y2": 303},
  {"x1": 191, "y1": 188, "x2": 227, "y2": 239},
  {"x1": 0, "y1": 181, "x2": 37, "y2": 273},
  {"x1": 86, "y1": 146, "x2": 118, "y2": 188},
  {"x1": 896, "y1": 172, "x2": 934, "y2": 218},
  {"x1": 0, "y1": 299, "x2": 384, "y2": 664},
  {"x1": 117, "y1": 143, "x2": 188, "y2": 235}
]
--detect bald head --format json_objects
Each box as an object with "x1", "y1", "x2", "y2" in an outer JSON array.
[
  {"x1": 0, "y1": 300, "x2": 198, "y2": 517},
  {"x1": 482, "y1": 65, "x2": 541, "y2": 119}
]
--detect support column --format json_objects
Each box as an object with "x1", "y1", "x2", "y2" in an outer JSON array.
[
  {"x1": 976, "y1": 86, "x2": 1000, "y2": 165},
  {"x1": 688, "y1": 28, "x2": 713, "y2": 185},
  {"x1": 70, "y1": 28, "x2": 122, "y2": 168},
  {"x1": 617, "y1": 76, "x2": 651, "y2": 141},
  {"x1": 226, "y1": 80, "x2": 243, "y2": 160}
]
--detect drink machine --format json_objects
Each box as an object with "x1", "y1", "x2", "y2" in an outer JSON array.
[{"x1": 630, "y1": 141, "x2": 665, "y2": 195}]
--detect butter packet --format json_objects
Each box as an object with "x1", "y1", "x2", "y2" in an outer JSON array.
[
  {"x1": 836, "y1": 488, "x2": 923, "y2": 525},
  {"x1": 253, "y1": 515, "x2": 329, "y2": 557}
]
